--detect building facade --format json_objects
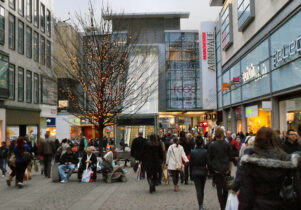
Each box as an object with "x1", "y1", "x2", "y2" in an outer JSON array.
[
  {"x1": 211, "y1": 0, "x2": 301, "y2": 134},
  {"x1": 0, "y1": 0, "x2": 56, "y2": 142}
]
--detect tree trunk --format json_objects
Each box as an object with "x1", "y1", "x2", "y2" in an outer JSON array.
[{"x1": 98, "y1": 125, "x2": 104, "y2": 157}]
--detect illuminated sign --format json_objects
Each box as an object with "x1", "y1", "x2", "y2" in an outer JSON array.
[
  {"x1": 242, "y1": 63, "x2": 268, "y2": 83},
  {"x1": 202, "y1": 32, "x2": 207, "y2": 60},
  {"x1": 272, "y1": 35, "x2": 301, "y2": 68}
]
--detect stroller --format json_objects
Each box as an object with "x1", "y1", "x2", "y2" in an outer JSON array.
[{"x1": 100, "y1": 159, "x2": 127, "y2": 183}]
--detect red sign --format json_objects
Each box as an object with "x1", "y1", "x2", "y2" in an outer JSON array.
[
  {"x1": 202, "y1": 32, "x2": 207, "y2": 60},
  {"x1": 233, "y1": 77, "x2": 240, "y2": 83},
  {"x1": 199, "y1": 122, "x2": 208, "y2": 128}
]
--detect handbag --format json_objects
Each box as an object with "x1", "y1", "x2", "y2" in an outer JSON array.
[
  {"x1": 22, "y1": 151, "x2": 33, "y2": 163},
  {"x1": 9, "y1": 154, "x2": 16, "y2": 167},
  {"x1": 182, "y1": 155, "x2": 190, "y2": 167},
  {"x1": 162, "y1": 164, "x2": 169, "y2": 184},
  {"x1": 280, "y1": 176, "x2": 296, "y2": 202},
  {"x1": 171, "y1": 147, "x2": 184, "y2": 171}
]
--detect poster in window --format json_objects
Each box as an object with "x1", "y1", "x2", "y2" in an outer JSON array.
[{"x1": 7, "y1": 126, "x2": 19, "y2": 141}]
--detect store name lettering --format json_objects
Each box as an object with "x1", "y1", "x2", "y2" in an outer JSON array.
[
  {"x1": 272, "y1": 35, "x2": 301, "y2": 67},
  {"x1": 242, "y1": 63, "x2": 268, "y2": 83},
  {"x1": 202, "y1": 32, "x2": 216, "y2": 71}
]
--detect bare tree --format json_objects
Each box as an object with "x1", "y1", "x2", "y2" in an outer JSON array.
[{"x1": 54, "y1": 3, "x2": 158, "y2": 156}]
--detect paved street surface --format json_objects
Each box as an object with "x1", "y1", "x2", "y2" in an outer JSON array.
[{"x1": 0, "y1": 167, "x2": 220, "y2": 210}]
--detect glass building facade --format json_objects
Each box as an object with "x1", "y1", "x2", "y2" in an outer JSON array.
[{"x1": 165, "y1": 31, "x2": 200, "y2": 110}]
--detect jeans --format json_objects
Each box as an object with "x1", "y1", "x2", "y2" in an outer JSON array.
[
  {"x1": 213, "y1": 173, "x2": 228, "y2": 210},
  {"x1": 0, "y1": 159, "x2": 7, "y2": 176},
  {"x1": 58, "y1": 164, "x2": 75, "y2": 181},
  {"x1": 193, "y1": 176, "x2": 207, "y2": 207}
]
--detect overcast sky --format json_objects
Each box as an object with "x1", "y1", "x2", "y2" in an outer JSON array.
[{"x1": 54, "y1": 0, "x2": 222, "y2": 30}]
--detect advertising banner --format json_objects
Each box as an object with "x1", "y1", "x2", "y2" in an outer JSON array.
[
  {"x1": 7, "y1": 126, "x2": 19, "y2": 141},
  {"x1": 200, "y1": 21, "x2": 217, "y2": 110}
]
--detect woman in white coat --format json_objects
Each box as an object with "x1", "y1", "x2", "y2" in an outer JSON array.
[{"x1": 166, "y1": 136, "x2": 189, "y2": 192}]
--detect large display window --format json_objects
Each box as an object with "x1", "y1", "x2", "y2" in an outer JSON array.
[
  {"x1": 280, "y1": 97, "x2": 301, "y2": 132},
  {"x1": 247, "y1": 109, "x2": 271, "y2": 134}
]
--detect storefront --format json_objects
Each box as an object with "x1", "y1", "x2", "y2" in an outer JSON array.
[
  {"x1": 40, "y1": 105, "x2": 57, "y2": 139},
  {"x1": 6, "y1": 108, "x2": 40, "y2": 141},
  {"x1": 218, "y1": 7, "x2": 301, "y2": 134}
]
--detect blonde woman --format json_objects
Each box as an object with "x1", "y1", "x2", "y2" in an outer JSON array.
[{"x1": 166, "y1": 136, "x2": 188, "y2": 192}]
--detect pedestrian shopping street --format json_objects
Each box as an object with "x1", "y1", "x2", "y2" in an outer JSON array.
[{"x1": 0, "y1": 168, "x2": 220, "y2": 210}]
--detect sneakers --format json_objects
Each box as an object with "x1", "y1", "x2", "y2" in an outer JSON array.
[
  {"x1": 17, "y1": 182, "x2": 23, "y2": 188},
  {"x1": 60, "y1": 179, "x2": 68, "y2": 183},
  {"x1": 1, "y1": 175, "x2": 5, "y2": 178}
]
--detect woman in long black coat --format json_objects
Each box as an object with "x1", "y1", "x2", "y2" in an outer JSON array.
[{"x1": 142, "y1": 134, "x2": 164, "y2": 193}]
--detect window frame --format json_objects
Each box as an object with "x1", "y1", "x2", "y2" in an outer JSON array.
[
  {"x1": 46, "y1": 39, "x2": 51, "y2": 68},
  {"x1": 46, "y1": 9, "x2": 51, "y2": 37},
  {"x1": 0, "y1": 6, "x2": 5, "y2": 45},
  {"x1": 26, "y1": 69, "x2": 32, "y2": 103},
  {"x1": 26, "y1": 25, "x2": 32, "y2": 58},
  {"x1": 33, "y1": 73, "x2": 39, "y2": 104},
  {"x1": 18, "y1": 0, "x2": 24, "y2": 17},
  {"x1": 237, "y1": 0, "x2": 255, "y2": 32},
  {"x1": 40, "y1": 3, "x2": 45, "y2": 33},
  {"x1": 40, "y1": 35, "x2": 45, "y2": 65},
  {"x1": 9, "y1": 0, "x2": 16, "y2": 10},
  {"x1": 221, "y1": 3, "x2": 233, "y2": 51},
  {"x1": 8, "y1": 64, "x2": 15, "y2": 100},
  {"x1": 8, "y1": 13, "x2": 15, "y2": 50},
  {"x1": 33, "y1": 31, "x2": 39, "y2": 62},
  {"x1": 33, "y1": 0, "x2": 39, "y2": 28},
  {"x1": 17, "y1": 19, "x2": 24, "y2": 55},
  {"x1": 26, "y1": 0, "x2": 32, "y2": 23},
  {"x1": 17, "y1": 66, "x2": 24, "y2": 102}
]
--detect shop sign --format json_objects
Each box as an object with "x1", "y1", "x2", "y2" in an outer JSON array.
[
  {"x1": 242, "y1": 63, "x2": 268, "y2": 83},
  {"x1": 199, "y1": 122, "x2": 208, "y2": 127},
  {"x1": 232, "y1": 77, "x2": 240, "y2": 83},
  {"x1": 46, "y1": 118, "x2": 56, "y2": 126},
  {"x1": 272, "y1": 35, "x2": 301, "y2": 68},
  {"x1": 245, "y1": 105, "x2": 258, "y2": 118},
  {"x1": 222, "y1": 83, "x2": 230, "y2": 91},
  {"x1": 262, "y1": 101, "x2": 272, "y2": 111}
]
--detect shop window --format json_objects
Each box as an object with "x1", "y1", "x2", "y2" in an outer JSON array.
[
  {"x1": 280, "y1": 98, "x2": 301, "y2": 132},
  {"x1": 0, "y1": 7, "x2": 4, "y2": 45},
  {"x1": 247, "y1": 109, "x2": 271, "y2": 133},
  {"x1": 18, "y1": 0, "x2": 24, "y2": 17},
  {"x1": 17, "y1": 20, "x2": 24, "y2": 54},
  {"x1": 9, "y1": 13, "x2": 15, "y2": 50},
  {"x1": 221, "y1": 4, "x2": 233, "y2": 51},
  {"x1": 33, "y1": 73, "x2": 39, "y2": 103},
  {"x1": 40, "y1": 3, "x2": 45, "y2": 33},
  {"x1": 9, "y1": 64, "x2": 15, "y2": 100},
  {"x1": 40, "y1": 35, "x2": 45, "y2": 65},
  {"x1": 18, "y1": 67, "x2": 24, "y2": 102},
  {"x1": 33, "y1": 0, "x2": 39, "y2": 28},
  {"x1": 33, "y1": 31, "x2": 39, "y2": 62},
  {"x1": 26, "y1": 26, "x2": 32, "y2": 58},
  {"x1": 26, "y1": 0, "x2": 32, "y2": 22},
  {"x1": 26, "y1": 70, "x2": 32, "y2": 103},
  {"x1": 237, "y1": 0, "x2": 255, "y2": 31}
]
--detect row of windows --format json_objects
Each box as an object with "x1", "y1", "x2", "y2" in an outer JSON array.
[
  {"x1": 0, "y1": 8, "x2": 51, "y2": 67},
  {"x1": 221, "y1": 0, "x2": 255, "y2": 51},
  {"x1": 8, "y1": 63, "x2": 39, "y2": 103},
  {"x1": 6, "y1": 0, "x2": 51, "y2": 37}
]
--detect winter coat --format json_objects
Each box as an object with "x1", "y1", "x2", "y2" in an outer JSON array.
[
  {"x1": 131, "y1": 137, "x2": 147, "y2": 161},
  {"x1": 207, "y1": 140, "x2": 233, "y2": 174},
  {"x1": 142, "y1": 142, "x2": 164, "y2": 173},
  {"x1": 190, "y1": 147, "x2": 208, "y2": 178},
  {"x1": 238, "y1": 149, "x2": 301, "y2": 210},
  {"x1": 80, "y1": 152, "x2": 97, "y2": 169},
  {"x1": 281, "y1": 139, "x2": 301, "y2": 154},
  {"x1": 14, "y1": 144, "x2": 31, "y2": 163},
  {"x1": 166, "y1": 144, "x2": 188, "y2": 171},
  {"x1": 59, "y1": 152, "x2": 78, "y2": 165},
  {"x1": 180, "y1": 139, "x2": 192, "y2": 156},
  {"x1": 41, "y1": 138, "x2": 55, "y2": 155}
]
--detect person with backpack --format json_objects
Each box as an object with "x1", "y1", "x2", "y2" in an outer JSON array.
[
  {"x1": 14, "y1": 137, "x2": 31, "y2": 188},
  {"x1": 0, "y1": 141, "x2": 9, "y2": 177}
]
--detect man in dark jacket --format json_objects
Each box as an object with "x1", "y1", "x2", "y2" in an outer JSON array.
[
  {"x1": 282, "y1": 129, "x2": 301, "y2": 154},
  {"x1": 0, "y1": 141, "x2": 9, "y2": 177},
  {"x1": 41, "y1": 132, "x2": 55, "y2": 178},
  {"x1": 208, "y1": 127, "x2": 233, "y2": 210},
  {"x1": 131, "y1": 132, "x2": 147, "y2": 178},
  {"x1": 58, "y1": 147, "x2": 78, "y2": 183},
  {"x1": 78, "y1": 147, "x2": 97, "y2": 182},
  {"x1": 190, "y1": 136, "x2": 208, "y2": 210}
]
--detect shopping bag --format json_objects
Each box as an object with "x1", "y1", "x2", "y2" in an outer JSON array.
[
  {"x1": 34, "y1": 160, "x2": 39, "y2": 172},
  {"x1": 81, "y1": 168, "x2": 93, "y2": 183},
  {"x1": 225, "y1": 193, "x2": 239, "y2": 210}
]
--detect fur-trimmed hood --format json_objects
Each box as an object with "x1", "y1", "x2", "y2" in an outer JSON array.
[{"x1": 240, "y1": 153, "x2": 300, "y2": 169}]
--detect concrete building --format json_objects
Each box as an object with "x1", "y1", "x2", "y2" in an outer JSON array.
[
  {"x1": 106, "y1": 13, "x2": 218, "y2": 145},
  {"x1": 0, "y1": 0, "x2": 56, "y2": 142},
  {"x1": 211, "y1": 0, "x2": 301, "y2": 134}
]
